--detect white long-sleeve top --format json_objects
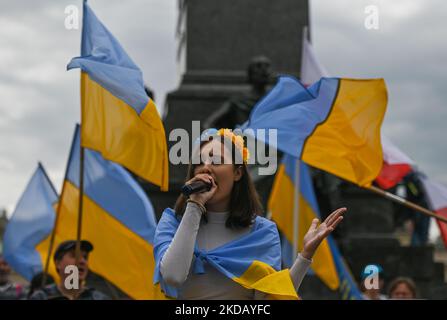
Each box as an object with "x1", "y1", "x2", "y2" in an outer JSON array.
[{"x1": 159, "y1": 202, "x2": 312, "y2": 299}]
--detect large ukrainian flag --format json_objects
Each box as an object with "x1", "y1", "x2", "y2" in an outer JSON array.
[
  {"x1": 67, "y1": 1, "x2": 168, "y2": 190},
  {"x1": 36, "y1": 125, "x2": 164, "y2": 299},
  {"x1": 3, "y1": 164, "x2": 57, "y2": 281},
  {"x1": 269, "y1": 154, "x2": 363, "y2": 299},
  {"x1": 242, "y1": 76, "x2": 387, "y2": 187}
]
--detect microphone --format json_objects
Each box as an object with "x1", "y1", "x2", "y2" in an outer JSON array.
[{"x1": 181, "y1": 181, "x2": 212, "y2": 196}]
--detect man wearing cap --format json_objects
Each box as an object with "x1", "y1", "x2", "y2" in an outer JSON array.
[{"x1": 29, "y1": 240, "x2": 109, "y2": 300}]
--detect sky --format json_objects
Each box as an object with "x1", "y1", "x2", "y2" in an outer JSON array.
[{"x1": 1, "y1": 0, "x2": 446, "y2": 224}]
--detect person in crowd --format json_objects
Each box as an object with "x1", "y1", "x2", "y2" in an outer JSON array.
[
  {"x1": 29, "y1": 240, "x2": 109, "y2": 300},
  {"x1": 154, "y1": 128, "x2": 346, "y2": 299},
  {"x1": 0, "y1": 254, "x2": 26, "y2": 300},
  {"x1": 393, "y1": 172, "x2": 431, "y2": 246},
  {"x1": 388, "y1": 277, "x2": 418, "y2": 299},
  {"x1": 360, "y1": 265, "x2": 387, "y2": 300}
]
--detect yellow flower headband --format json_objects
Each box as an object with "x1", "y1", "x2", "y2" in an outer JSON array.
[{"x1": 216, "y1": 128, "x2": 250, "y2": 164}]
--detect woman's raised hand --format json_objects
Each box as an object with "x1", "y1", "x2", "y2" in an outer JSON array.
[{"x1": 301, "y1": 207, "x2": 347, "y2": 260}]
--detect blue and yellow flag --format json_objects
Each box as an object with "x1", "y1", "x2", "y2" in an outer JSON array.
[
  {"x1": 326, "y1": 236, "x2": 363, "y2": 300},
  {"x1": 36, "y1": 125, "x2": 164, "y2": 299},
  {"x1": 269, "y1": 154, "x2": 363, "y2": 299},
  {"x1": 242, "y1": 76, "x2": 387, "y2": 187},
  {"x1": 3, "y1": 163, "x2": 57, "y2": 281},
  {"x1": 67, "y1": 1, "x2": 168, "y2": 190},
  {"x1": 153, "y1": 208, "x2": 298, "y2": 300}
]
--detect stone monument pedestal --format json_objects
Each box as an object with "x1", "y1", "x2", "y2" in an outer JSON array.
[{"x1": 144, "y1": 0, "x2": 310, "y2": 218}]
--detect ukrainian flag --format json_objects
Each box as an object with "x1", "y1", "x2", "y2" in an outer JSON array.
[
  {"x1": 269, "y1": 154, "x2": 363, "y2": 299},
  {"x1": 3, "y1": 163, "x2": 57, "y2": 281},
  {"x1": 36, "y1": 125, "x2": 164, "y2": 299},
  {"x1": 327, "y1": 236, "x2": 364, "y2": 300},
  {"x1": 154, "y1": 208, "x2": 298, "y2": 300},
  {"x1": 67, "y1": 1, "x2": 168, "y2": 190},
  {"x1": 242, "y1": 76, "x2": 387, "y2": 187}
]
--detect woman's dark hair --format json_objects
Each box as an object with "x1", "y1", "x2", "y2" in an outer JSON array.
[
  {"x1": 387, "y1": 277, "x2": 418, "y2": 298},
  {"x1": 174, "y1": 137, "x2": 263, "y2": 229}
]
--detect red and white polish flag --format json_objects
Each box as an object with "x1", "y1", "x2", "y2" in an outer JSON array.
[{"x1": 375, "y1": 135, "x2": 414, "y2": 189}]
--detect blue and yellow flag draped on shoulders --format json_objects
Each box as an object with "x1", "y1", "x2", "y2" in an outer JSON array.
[
  {"x1": 241, "y1": 76, "x2": 387, "y2": 187},
  {"x1": 3, "y1": 163, "x2": 57, "y2": 281},
  {"x1": 67, "y1": 1, "x2": 168, "y2": 190},
  {"x1": 35, "y1": 125, "x2": 164, "y2": 299},
  {"x1": 269, "y1": 154, "x2": 363, "y2": 299},
  {"x1": 153, "y1": 209, "x2": 298, "y2": 300}
]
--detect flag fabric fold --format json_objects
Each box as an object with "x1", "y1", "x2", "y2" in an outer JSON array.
[
  {"x1": 153, "y1": 208, "x2": 298, "y2": 300},
  {"x1": 3, "y1": 164, "x2": 57, "y2": 281},
  {"x1": 36, "y1": 125, "x2": 164, "y2": 299},
  {"x1": 67, "y1": 1, "x2": 168, "y2": 190}
]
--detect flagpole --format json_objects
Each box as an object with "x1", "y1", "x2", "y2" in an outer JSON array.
[
  {"x1": 41, "y1": 164, "x2": 63, "y2": 287},
  {"x1": 366, "y1": 185, "x2": 447, "y2": 224},
  {"x1": 41, "y1": 204, "x2": 61, "y2": 287},
  {"x1": 294, "y1": 25, "x2": 308, "y2": 260},
  {"x1": 41, "y1": 127, "x2": 79, "y2": 286},
  {"x1": 75, "y1": 145, "x2": 85, "y2": 266},
  {"x1": 293, "y1": 158, "x2": 301, "y2": 260}
]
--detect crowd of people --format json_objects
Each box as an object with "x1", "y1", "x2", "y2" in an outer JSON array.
[
  {"x1": 1, "y1": 248, "x2": 421, "y2": 300},
  {"x1": 360, "y1": 267, "x2": 419, "y2": 300},
  {"x1": 0, "y1": 130, "x2": 425, "y2": 301}
]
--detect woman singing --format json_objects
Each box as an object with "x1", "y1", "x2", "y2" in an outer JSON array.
[{"x1": 154, "y1": 128, "x2": 346, "y2": 299}]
